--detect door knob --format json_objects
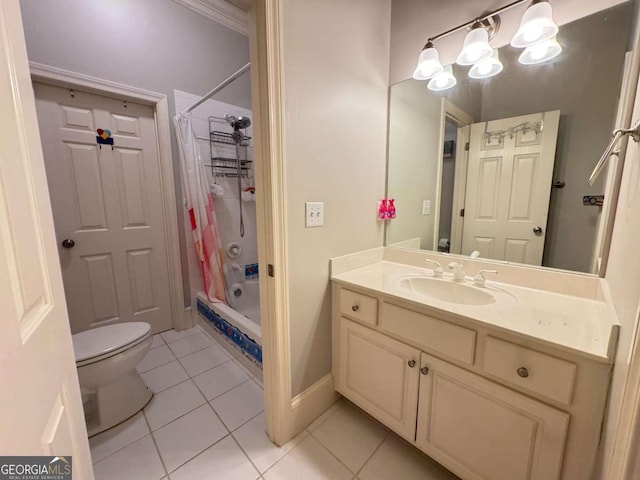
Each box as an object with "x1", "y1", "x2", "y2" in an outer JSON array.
[
  {"x1": 533, "y1": 226, "x2": 543, "y2": 235},
  {"x1": 61, "y1": 239, "x2": 75, "y2": 249}
]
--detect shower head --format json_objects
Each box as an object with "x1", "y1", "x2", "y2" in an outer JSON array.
[{"x1": 225, "y1": 114, "x2": 251, "y2": 130}]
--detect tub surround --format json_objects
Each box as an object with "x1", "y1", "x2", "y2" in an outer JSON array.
[{"x1": 330, "y1": 247, "x2": 619, "y2": 480}]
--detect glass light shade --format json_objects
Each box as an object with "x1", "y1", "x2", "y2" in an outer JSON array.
[
  {"x1": 456, "y1": 26, "x2": 493, "y2": 66},
  {"x1": 412, "y1": 44, "x2": 444, "y2": 80},
  {"x1": 428, "y1": 65, "x2": 457, "y2": 91},
  {"x1": 469, "y1": 48, "x2": 504, "y2": 79},
  {"x1": 519, "y1": 36, "x2": 562, "y2": 64},
  {"x1": 511, "y1": 1, "x2": 559, "y2": 48}
]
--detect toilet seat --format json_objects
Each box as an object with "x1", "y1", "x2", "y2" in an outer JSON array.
[{"x1": 74, "y1": 322, "x2": 152, "y2": 367}]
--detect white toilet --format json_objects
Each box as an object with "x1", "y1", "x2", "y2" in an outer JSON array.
[{"x1": 72, "y1": 322, "x2": 153, "y2": 436}]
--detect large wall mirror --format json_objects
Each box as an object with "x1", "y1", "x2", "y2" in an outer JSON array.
[{"x1": 386, "y1": 1, "x2": 636, "y2": 275}]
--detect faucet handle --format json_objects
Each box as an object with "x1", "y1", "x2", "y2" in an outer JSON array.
[
  {"x1": 424, "y1": 259, "x2": 444, "y2": 278},
  {"x1": 474, "y1": 270, "x2": 498, "y2": 287}
]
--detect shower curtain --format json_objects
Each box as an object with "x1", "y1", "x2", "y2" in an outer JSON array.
[{"x1": 174, "y1": 113, "x2": 228, "y2": 304}]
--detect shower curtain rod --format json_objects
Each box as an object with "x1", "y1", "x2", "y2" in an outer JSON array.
[{"x1": 182, "y1": 62, "x2": 251, "y2": 114}]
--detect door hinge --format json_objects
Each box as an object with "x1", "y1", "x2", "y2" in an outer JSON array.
[
  {"x1": 460, "y1": 208, "x2": 465, "y2": 217},
  {"x1": 465, "y1": 142, "x2": 470, "y2": 151},
  {"x1": 268, "y1": 264, "x2": 275, "y2": 277}
]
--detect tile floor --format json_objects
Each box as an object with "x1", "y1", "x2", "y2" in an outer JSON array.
[{"x1": 90, "y1": 326, "x2": 460, "y2": 480}]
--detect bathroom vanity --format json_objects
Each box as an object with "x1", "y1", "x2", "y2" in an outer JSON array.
[{"x1": 331, "y1": 249, "x2": 618, "y2": 480}]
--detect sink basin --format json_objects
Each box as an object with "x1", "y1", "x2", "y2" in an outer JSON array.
[{"x1": 398, "y1": 276, "x2": 496, "y2": 305}]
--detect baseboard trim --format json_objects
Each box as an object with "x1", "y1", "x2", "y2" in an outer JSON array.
[{"x1": 287, "y1": 373, "x2": 340, "y2": 439}]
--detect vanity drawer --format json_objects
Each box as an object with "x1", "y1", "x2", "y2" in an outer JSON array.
[
  {"x1": 482, "y1": 336, "x2": 577, "y2": 406},
  {"x1": 380, "y1": 303, "x2": 476, "y2": 365},
  {"x1": 339, "y1": 288, "x2": 378, "y2": 326}
]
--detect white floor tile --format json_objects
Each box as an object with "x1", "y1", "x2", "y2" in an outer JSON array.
[
  {"x1": 179, "y1": 344, "x2": 229, "y2": 377},
  {"x1": 141, "y1": 360, "x2": 189, "y2": 394},
  {"x1": 169, "y1": 333, "x2": 214, "y2": 358},
  {"x1": 153, "y1": 404, "x2": 227, "y2": 472},
  {"x1": 89, "y1": 412, "x2": 150, "y2": 464},
  {"x1": 193, "y1": 361, "x2": 249, "y2": 400},
  {"x1": 263, "y1": 435, "x2": 352, "y2": 480},
  {"x1": 137, "y1": 345, "x2": 176, "y2": 373},
  {"x1": 144, "y1": 380, "x2": 205, "y2": 431},
  {"x1": 306, "y1": 399, "x2": 344, "y2": 433},
  {"x1": 170, "y1": 435, "x2": 259, "y2": 480},
  {"x1": 359, "y1": 435, "x2": 461, "y2": 480},
  {"x1": 233, "y1": 412, "x2": 307, "y2": 473},
  {"x1": 151, "y1": 334, "x2": 165, "y2": 349},
  {"x1": 211, "y1": 380, "x2": 264, "y2": 431},
  {"x1": 312, "y1": 402, "x2": 386, "y2": 473},
  {"x1": 93, "y1": 435, "x2": 165, "y2": 480},
  {"x1": 160, "y1": 327, "x2": 202, "y2": 344}
]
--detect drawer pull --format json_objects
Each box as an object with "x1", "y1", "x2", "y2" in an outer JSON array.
[
  {"x1": 352, "y1": 304, "x2": 360, "y2": 312},
  {"x1": 420, "y1": 367, "x2": 429, "y2": 375},
  {"x1": 408, "y1": 360, "x2": 416, "y2": 368},
  {"x1": 517, "y1": 367, "x2": 529, "y2": 378}
]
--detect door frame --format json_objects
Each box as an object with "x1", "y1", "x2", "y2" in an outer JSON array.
[
  {"x1": 30, "y1": 62, "x2": 190, "y2": 331},
  {"x1": 435, "y1": 100, "x2": 473, "y2": 255}
]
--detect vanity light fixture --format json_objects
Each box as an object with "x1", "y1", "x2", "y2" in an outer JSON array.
[
  {"x1": 469, "y1": 48, "x2": 504, "y2": 79},
  {"x1": 518, "y1": 36, "x2": 562, "y2": 64},
  {"x1": 412, "y1": 41, "x2": 444, "y2": 80},
  {"x1": 412, "y1": 0, "x2": 561, "y2": 90},
  {"x1": 428, "y1": 65, "x2": 457, "y2": 91},
  {"x1": 456, "y1": 22, "x2": 494, "y2": 66},
  {"x1": 511, "y1": 0, "x2": 559, "y2": 48}
]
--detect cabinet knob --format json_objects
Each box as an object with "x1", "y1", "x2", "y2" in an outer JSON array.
[
  {"x1": 517, "y1": 367, "x2": 529, "y2": 378},
  {"x1": 420, "y1": 367, "x2": 429, "y2": 375},
  {"x1": 408, "y1": 360, "x2": 416, "y2": 368},
  {"x1": 351, "y1": 304, "x2": 359, "y2": 312}
]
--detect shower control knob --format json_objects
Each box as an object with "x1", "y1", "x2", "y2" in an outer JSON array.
[{"x1": 61, "y1": 239, "x2": 75, "y2": 249}]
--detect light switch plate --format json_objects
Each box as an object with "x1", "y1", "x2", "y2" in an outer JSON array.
[
  {"x1": 422, "y1": 200, "x2": 431, "y2": 216},
  {"x1": 305, "y1": 201, "x2": 324, "y2": 227}
]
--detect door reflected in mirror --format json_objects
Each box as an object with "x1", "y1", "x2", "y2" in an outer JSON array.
[{"x1": 385, "y1": 2, "x2": 634, "y2": 274}]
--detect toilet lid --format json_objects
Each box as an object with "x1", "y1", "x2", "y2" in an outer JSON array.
[{"x1": 73, "y1": 322, "x2": 151, "y2": 363}]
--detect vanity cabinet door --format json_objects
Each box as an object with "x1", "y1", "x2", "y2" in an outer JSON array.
[
  {"x1": 416, "y1": 353, "x2": 569, "y2": 480},
  {"x1": 337, "y1": 318, "x2": 420, "y2": 441}
]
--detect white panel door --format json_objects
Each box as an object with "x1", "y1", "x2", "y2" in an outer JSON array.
[
  {"x1": 462, "y1": 111, "x2": 560, "y2": 265},
  {"x1": 416, "y1": 353, "x2": 568, "y2": 480},
  {"x1": 337, "y1": 318, "x2": 420, "y2": 442},
  {"x1": 0, "y1": 0, "x2": 93, "y2": 476},
  {"x1": 34, "y1": 83, "x2": 173, "y2": 334}
]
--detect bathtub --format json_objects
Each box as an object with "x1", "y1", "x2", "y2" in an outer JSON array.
[{"x1": 196, "y1": 286, "x2": 262, "y2": 367}]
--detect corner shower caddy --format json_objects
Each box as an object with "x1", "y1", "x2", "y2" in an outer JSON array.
[{"x1": 205, "y1": 116, "x2": 252, "y2": 177}]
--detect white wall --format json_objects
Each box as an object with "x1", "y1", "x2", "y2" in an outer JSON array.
[
  {"x1": 19, "y1": 0, "x2": 251, "y2": 305},
  {"x1": 389, "y1": 0, "x2": 629, "y2": 85},
  {"x1": 280, "y1": 0, "x2": 392, "y2": 395},
  {"x1": 386, "y1": 79, "x2": 442, "y2": 250},
  {"x1": 597, "y1": 48, "x2": 640, "y2": 476},
  {"x1": 174, "y1": 90, "x2": 259, "y2": 316}
]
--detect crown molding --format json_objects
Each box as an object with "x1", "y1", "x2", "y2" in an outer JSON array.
[{"x1": 172, "y1": 0, "x2": 248, "y2": 36}]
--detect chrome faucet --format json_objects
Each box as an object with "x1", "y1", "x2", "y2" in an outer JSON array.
[
  {"x1": 474, "y1": 270, "x2": 498, "y2": 287},
  {"x1": 424, "y1": 259, "x2": 444, "y2": 278},
  {"x1": 448, "y1": 262, "x2": 466, "y2": 282}
]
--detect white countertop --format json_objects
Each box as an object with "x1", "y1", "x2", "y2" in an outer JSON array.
[{"x1": 332, "y1": 261, "x2": 618, "y2": 363}]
